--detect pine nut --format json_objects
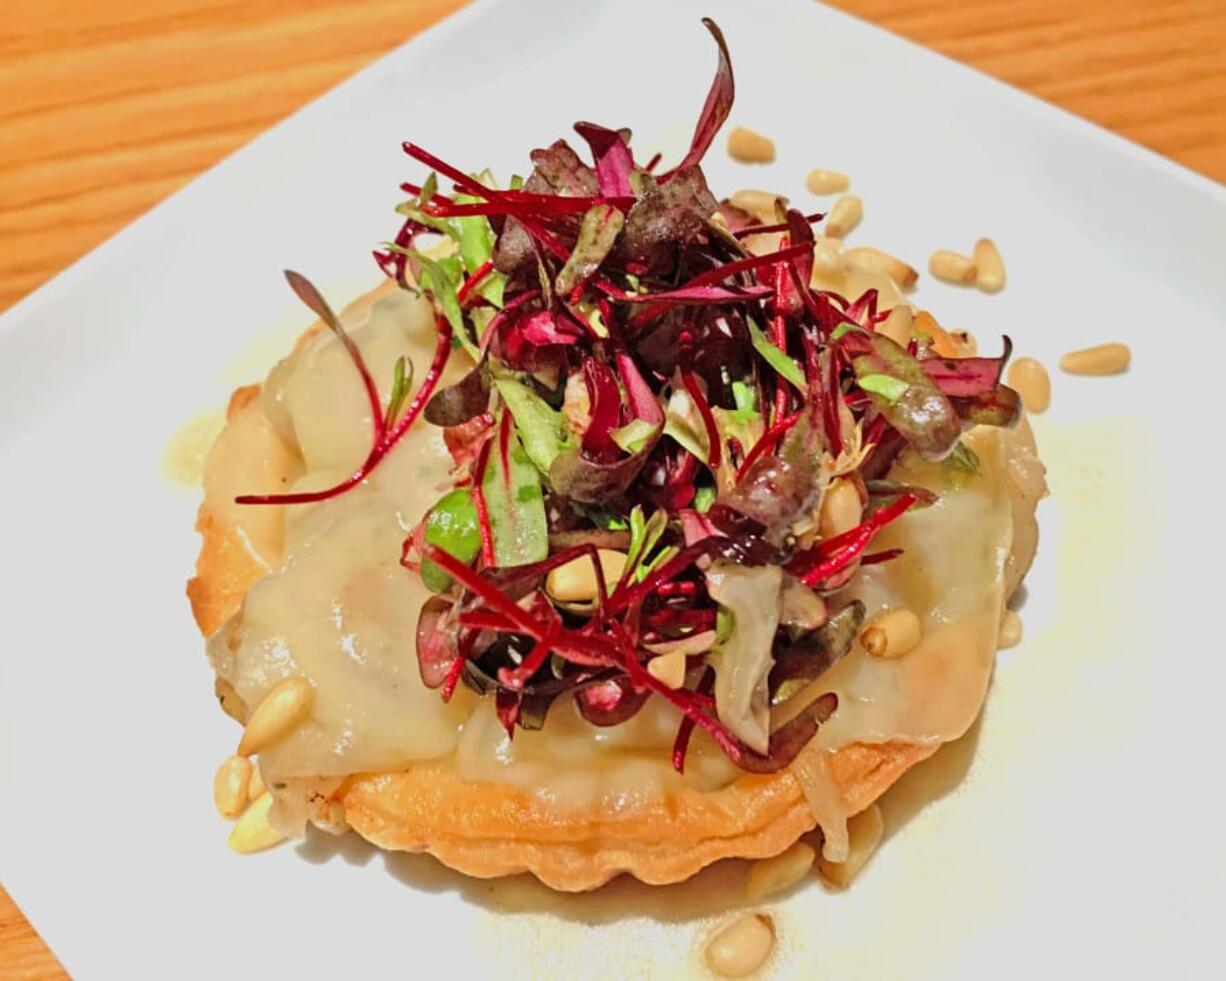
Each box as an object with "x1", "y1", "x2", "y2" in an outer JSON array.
[
  {"x1": 860, "y1": 608, "x2": 922, "y2": 659},
  {"x1": 726, "y1": 127, "x2": 776, "y2": 164},
  {"x1": 845, "y1": 247, "x2": 918, "y2": 290},
  {"x1": 928, "y1": 249, "x2": 977, "y2": 285},
  {"x1": 812, "y1": 235, "x2": 843, "y2": 277},
  {"x1": 999, "y1": 610, "x2": 1023, "y2": 649},
  {"x1": 819, "y1": 479, "x2": 862, "y2": 539},
  {"x1": 213, "y1": 754, "x2": 252, "y2": 819},
  {"x1": 746, "y1": 842, "x2": 816, "y2": 902},
  {"x1": 951, "y1": 330, "x2": 978, "y2": 355},
  {"x1": 819, "y1": 803, "x2": 884, "y2": 888},
  {"x1": 1059, "y1": 343, "x2": 1130, "y2": 376},
  {"x1": 562, "y1": 371, "x2": 591, "y2": 438},
  {"x1": 704, "y1": 913, "x2": 775, "y2": 978},
  {"x1": 227, "y1": 792, "x2": 286, "y2": 854},
  {"x1": 729, "y1": 189, "x2": 788, "y2": 223},
  {"x1": 237, "y1": 677, "x2": 314, "y2": 757},
  {"x1": 247, "y1": 764, "x2": 266, "y2": 801},
  {"x1": 913, "y1": 310, "x2": 951, "y2": 355},
  {"x1": 973, "y1": 237, "x2": 1006, "y2": 292},
  {"x1": 545, "y1": 549, "x2": 627, "y2": 604},
  {"x1": 805, "y1": 168, "x2": 850, "y2": 195},
  {"x1": 1007, "y1": 357, "x2": 1051, "y2": 413},
  {"x1": 647, "y1": 649, "x2": 687, "y2": 689},
  {"x1": 912, "y1": 311, "x2": 974, "y2": 358},
  {"x1": 876, "y1": 304, "x2": 913, "y2": 347},
  {"x1": 824, "y1": 194, "x2": 863, "y2": 238}
]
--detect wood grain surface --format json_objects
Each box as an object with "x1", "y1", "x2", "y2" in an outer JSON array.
[{"x1": 2, "y1": 0, "x2": 1224, "y2": 975}]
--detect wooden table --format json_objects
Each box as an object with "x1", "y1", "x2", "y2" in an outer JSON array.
[{"x1": 2, "y1": 0, "x2": 1224, "y2": 973}]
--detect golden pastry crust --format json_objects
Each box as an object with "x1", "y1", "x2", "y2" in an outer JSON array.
[
  {"x1": 341, "y1": 743, "x2": 932, "y2": 890},
  {"x1": 188, "y1": 286, "x2": 1040, "y2": 892},
  {"x1": 187, "y1": 385, "x2": 265, "y2": 640}
]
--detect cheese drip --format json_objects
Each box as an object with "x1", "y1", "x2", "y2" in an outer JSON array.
[{"x1": 789, "y1": 425, "x2": 1021, "y2": 861}]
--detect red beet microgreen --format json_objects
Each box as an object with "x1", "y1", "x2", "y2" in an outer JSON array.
[{"x1": 239, "y1": 18, "x2": 1027, "y2": 774}]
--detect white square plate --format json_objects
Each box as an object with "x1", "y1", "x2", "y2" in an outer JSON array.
[{"x1": 2, "y1": 0, "x2": 1224, "y2": 977}]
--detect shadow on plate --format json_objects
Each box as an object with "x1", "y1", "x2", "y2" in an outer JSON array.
[{"x1": 294, "y1": 714, "x2": 983, "y2": 924}]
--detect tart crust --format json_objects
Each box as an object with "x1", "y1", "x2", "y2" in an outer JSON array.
[{"x1": 188, "y1": 285, "x2": 1041, "y2": 891}]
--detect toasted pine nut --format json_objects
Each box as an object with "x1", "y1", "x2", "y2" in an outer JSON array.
[
  {"x1": 1007, "y1": 357, "x2": 1051, "y2": 413},
  {"x1": 726, "y1": 127, "x2": 776, "y2": 164},
  {"x1": 546, "y1": 549, "x2": 627, "y2": 604},
  {"x1": 227, "y1": 792, "x2": 285, "y2": 854},
  {"x1": 824, "y1": 194, "x2": 863, "y2": 238},
  {"x1": 860, "y1": 608, "x2": 922, "y2": 659},
  {"x1": 729, "y1": 188, "x2": 788, "y2": 223},
  {"x1": 562, "y1": 371, "x2": 591, "y2": 437},
  {"x1": 913, "y1": 310, "x2": 951, "y2": 354},
  {"x1": 247, "y1": 764, "x2": 266, "y2": 801},
  {"x1": 1059, "y1": 343, "x2": 1130, "y2": 376},
  {"x1": 951, "y1": 330, "x2": 979, "y2": 355},
  {"x1": 973, "y1": 238, "x2": 1006, "y2": 292},
  {"x1": 819, "y1": 479, "x2": 862, "y2": 539},
  {"x1": 805, "y1": 168, "x2": 850, "y2": 195},
  {"x1": 237, "y1": 677, "x2": 314, "y2": 757},
  {"x1": 845, "y1": 247, "x2": 918, "y2": 290},
  {"x1": 812, "y1": 235, "x2": 843, "y2": 277},
  {"x1": 928, "y1": 249, "x2": 977, "y2": 285},
  {"x1": 704, "y1": 913, "x2": 775, "y2": 978},
  {"x1": 746, "y1": 842, "x2": 816, "y2": 902},
  {"x1": 999, "y1": 610, "x2": 1023, "y2": 649},
  {"x1": 876, "y1": 304, "x2": 913, "y2": 347},
  {"x1": 819, "y1": 803, "x2": 884, "y2": 888},
  {"x1": 213, "y1": 754, "x2": 252, "y2": 819},
  {"x1": 647, "y1": 649, "x2": 687, "y2": 689}
]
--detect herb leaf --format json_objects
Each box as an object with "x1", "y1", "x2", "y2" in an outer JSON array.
[
  {"x1": 748, "y1": 319, "x2": 805, "y2": 389},
  {"x1": 611, "y1": 418, "x2": 660, "y2": 455},
  {"x1": 384, "y1": 355, "x2": 414, "y2": 429},
  {"x1": 483, "y1": 420, "x2": 548, "y2": 567},
  {"x1": 413, "y1": 252, "x2": 470, "y2": 355},
  {"x1": 555, "y1": 204, "x2": 625, "y2": 296},
  {"x1": 857, "y1": 372, "x2": 909, "y2": 403},
  {"x1": 495, "y1": 377, "x2": 569, "y2": 473},
  {"x1": 421, "y1": 489, "x2": 481, "y2": 592}
]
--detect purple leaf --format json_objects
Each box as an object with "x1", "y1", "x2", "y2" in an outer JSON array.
[
  {"x1": 548, "y1": 434, "x2": 660, "y2": 504},
  {"x1": 669, "y1": 18, "x2": 734, "y2": 175},
  {"x1": 528, "y1": 139, "x2": 599, "y2": 196},
  {"x1": 951, "y1": 385, "x2": 1023, "y2": 428},
  {"x1": 581, "y1": 358, "x2": 624, "y2": 462},
  {"x1": 920, "y1": 337, "x2": 1013, "y2": 397},
  {"x1": 615, "y1": 351, "x2": 664, "y2": 425},
  {"x1": 424, "y1": 361, "x2": 490, "y2": 427},
  {"x1": 574, "y1": 122, "x2": 636, "y2": 198},
  {"x1": 769, "y1": 603, "x2": 864, "y2": 696},
  {"x1": 735, "y1": 693, "x2": 838, "y2": 774},
  {"x1": 616, "y1": 166, "x2": 718, "y2": 274}
]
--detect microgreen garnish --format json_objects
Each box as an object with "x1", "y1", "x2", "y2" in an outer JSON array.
[
  {"x1": 239, "y1": 19, "x2": 1024, "y2": 775},
  {"x1": 857, "y1": 373, "x2": 909, "y2": 403}
]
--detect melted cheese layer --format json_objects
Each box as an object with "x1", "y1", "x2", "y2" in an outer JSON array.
[{"x1": 203, "y1": 285, "x2": 1035, "y2": 830}]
